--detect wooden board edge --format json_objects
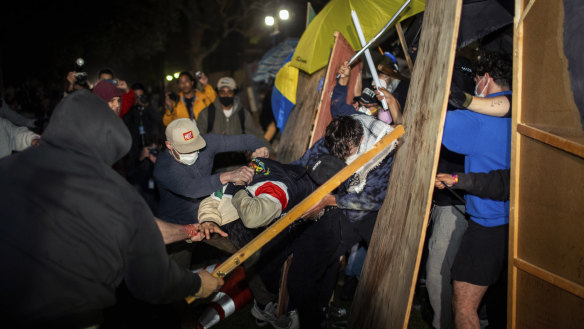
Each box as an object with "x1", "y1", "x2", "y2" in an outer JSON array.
[
  {"x1": 509, "y1": 0, "x2": 525, "y2": 327},
  {"x1": 308, "y1": 31, "x2": 343, "y2": 148}
]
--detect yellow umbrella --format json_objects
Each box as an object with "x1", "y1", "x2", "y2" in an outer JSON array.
[{"x1": 290, "y1": 0, "x2": 425, "y2": 74}]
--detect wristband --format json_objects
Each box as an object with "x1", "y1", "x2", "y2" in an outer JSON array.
[
  {"x1": 452, "y1": 174, "x2": 458, "y2": 185},
  {"x1": 462, "y1": 93, "x2": 473, "y2": 108},
  {"x1": 183, "y1": 224, "x2": 198, "y2": 242}
]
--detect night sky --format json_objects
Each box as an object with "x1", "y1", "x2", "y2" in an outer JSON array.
[{"x1": 1, "y1": 0, "x2": 326, "y2": 91}]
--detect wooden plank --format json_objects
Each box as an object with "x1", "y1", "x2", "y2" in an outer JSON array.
[
  {"x1": 185, "y1": 126, "x2": 405, "y2": 303},
  {"x1": 308, "y1": 31, "x2": 363, "y2": 148},
  {"x1": 395, "y1": 22, "x2": 414, "y2": 72},
  {"x1": 514, "y1": 258, "x2": 584, "y2": 299},
  {"x1": 349, "y1": 0, "x2": 463, "y2": 328},
  {"x1": 276, "y1": 68, "x2": 326, "y2": 164},
  {"x1": 275, "y1": 255, "x2": 293, "y2": 317},
  {"x1": 509, "y1": 0, "x2": 526, "y2": 327},
  {"x1": 517, "y1": 123, "x2": 584, "y2": 158}
]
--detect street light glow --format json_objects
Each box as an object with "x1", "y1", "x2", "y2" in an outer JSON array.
[
  {"x1": 279, "y1": 9, "x2": 289, "y2": 20},
  {"x1": 166, "y1": 75, "x2": 173, "y2": 81},
  {"x1": 173, "y1": 72, "x2": 180, "y2": 79},
  {"x1": 265, "y1": 16, "x2": 275, "y2": 26}
]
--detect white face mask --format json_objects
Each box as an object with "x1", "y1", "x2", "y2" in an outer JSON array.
[
  {"x1": 171, "y1": 147, "x2": 199, "y2": 165},
  {"x1": 375, "y1": 79, "x2": 388, "y2": 89},
  {"x1": 178, "y1": 151, "x2": 199, "y2": 165},
  {"x1": 358, "y1": 106, "x2": 373, "y2": 115},
  {"x1": 474, "y1": 76, "x2": 489, "y2": 97}
]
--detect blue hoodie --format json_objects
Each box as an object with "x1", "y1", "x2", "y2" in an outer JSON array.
[{"x1": 442, "y1": 92, "x2": 512, "y2": 227}]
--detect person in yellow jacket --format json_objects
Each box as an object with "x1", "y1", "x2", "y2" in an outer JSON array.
[{"x1": 163, "y1": 71, "x2": 216, "y2": 126}]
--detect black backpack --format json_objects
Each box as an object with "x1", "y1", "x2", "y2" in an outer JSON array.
[{"x1": 207, "y1": 104, "x2": 246, "y2": 134}]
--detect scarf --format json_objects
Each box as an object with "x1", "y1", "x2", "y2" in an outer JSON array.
[{"x1": 345, "y1": 114, "x2": 397, "y2": 193}]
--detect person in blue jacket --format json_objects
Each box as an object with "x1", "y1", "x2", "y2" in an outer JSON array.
[{"x1": 441, "y1": 51, "x2": 513, "y2": 329}]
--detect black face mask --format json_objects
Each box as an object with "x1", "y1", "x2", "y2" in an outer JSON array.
[{"x1": 219, "y1": 96, "x2": 234, "y2": 107}]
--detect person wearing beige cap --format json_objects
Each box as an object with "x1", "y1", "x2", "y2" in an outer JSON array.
[
  {"x1": 196, "y1": 76, "x2": 273, "y2": 172},
  {"x1": 153, "y1": 118, "x2": 268, "y2": 236}
]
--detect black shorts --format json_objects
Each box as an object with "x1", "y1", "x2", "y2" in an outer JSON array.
[{"x1": 451, "y1": 220, "x2": 509, "y2": 286}]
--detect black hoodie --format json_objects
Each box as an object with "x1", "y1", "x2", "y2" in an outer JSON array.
[{"x1": 0, "y1": 90, "x2": 200, "y2": 327}]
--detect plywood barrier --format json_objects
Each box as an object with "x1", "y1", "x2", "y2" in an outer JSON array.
[
  {"x1": 309, "y1": 31, "x2": 363, "y2": 147},
  {"x1": 509, "y1": 0, "x2": 584, "y2": 327},
  {"x1": 349, "y1": 0, "x2": 463, "y2": 328}
]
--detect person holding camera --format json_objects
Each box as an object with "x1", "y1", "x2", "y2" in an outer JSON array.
[
  {"x1": 123, "y1": 83, "x2": 164, "y2": 215},
  {"x1": 96, "y1": 68, "x2": 135, "y2": 118},
  {"x1": 162, "y1": 71, "x2": 216, "y2": 126},
  {"x1": 64, "y1": 58, "x2": 92, "y2": 96}
]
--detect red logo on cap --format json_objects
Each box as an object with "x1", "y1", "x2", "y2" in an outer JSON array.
[{"x1": 183, "y1": 131, "x2": 194, "y2": 141}]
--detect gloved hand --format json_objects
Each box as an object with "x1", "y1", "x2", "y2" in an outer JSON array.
[{"x1": 448, "y1": 84, "x2": 473, "y2": 109}]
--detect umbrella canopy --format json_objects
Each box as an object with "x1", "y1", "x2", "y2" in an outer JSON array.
[
  {"x1": 290, "y1": 0, "x2": 425, "y2": 74},
  {"x1": 457, "y1": 0, "x2": 513, "y2": 49},
  {"x1": 252, "y1": 38, "x2": 299, "y2": 83}
]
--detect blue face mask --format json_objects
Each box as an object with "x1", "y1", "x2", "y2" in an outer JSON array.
[{"x1": 474, "y1": 76, "x2": 489, "y2": 97}]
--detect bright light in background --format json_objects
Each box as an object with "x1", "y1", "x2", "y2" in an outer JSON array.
[
  {"x1": 166, "y1": 75, "x2": 173, "y2": 81},
  {"x1": 265, "y1": 16, "x2": 275, "y2": 26},
  {"x1": 173, "y1": 72, "x2": 180, "y2": 79},
  {"x1": 279, "y1": 9, "x2": 289, "y2": 20}
]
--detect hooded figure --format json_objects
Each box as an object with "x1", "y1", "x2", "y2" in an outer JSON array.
[{"x1": 0, "y1": 90, "x2": 201, "y2": 327}]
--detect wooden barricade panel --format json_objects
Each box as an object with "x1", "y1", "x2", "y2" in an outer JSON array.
[
  {"x1": 510, "y1": 0, "x2": 584, "y2": 327},
  {"x1": 349, "y1": 0, "x2": 463, "y2": 328},
  {"x1": 308, "y1": 31, "x2": 363, "y2": 147}
]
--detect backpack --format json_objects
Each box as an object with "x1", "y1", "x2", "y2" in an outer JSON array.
[{"x1": 207, "y1": 104, "x2": 246, "y2": 134}]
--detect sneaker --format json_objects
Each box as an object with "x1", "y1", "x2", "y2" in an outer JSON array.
[
  {"x1": 251, "y1": 300, "x2": 278, "y2": 325},
  {"x1": 251, "y1": 300, "x2": 299, "y2": 329}
]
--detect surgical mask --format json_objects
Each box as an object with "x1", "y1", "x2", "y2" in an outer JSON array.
[
  {"x1": 375, "y1": 79, "x2": 388, "y2": 89},
  {"x1": 174, "y1": 150, "x2": 199, "y2": 165},
  {"x1": 179, "y1": 151, "x2": 199, "y2": 165},
  {"x1": 474, "y1": 76, "x2": 489, "y2": 97},
  {"x1": 358, "y1": 106, "x2": 373, "y2": 115},
  {"x1": 219, "y1": 96, "x2": 234, "y2": 107}
]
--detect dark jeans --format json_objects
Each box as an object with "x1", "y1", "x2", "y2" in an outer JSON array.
[{"x1": 259, "y1": 208, "x2": 377, "y2": 328}]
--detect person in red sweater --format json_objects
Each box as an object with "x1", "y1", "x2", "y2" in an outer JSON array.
[{"x1": 96, "y1": 68, "x2": 135, "y2": 118}]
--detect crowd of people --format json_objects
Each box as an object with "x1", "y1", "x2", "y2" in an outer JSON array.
[{"x1": 0, "y1": 33, "x2": 512, "y2": 329}]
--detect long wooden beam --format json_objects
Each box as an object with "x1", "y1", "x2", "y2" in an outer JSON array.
[
  {"x1": 349, "y1": 0, "x2": 463, "y2": 327},
  {"x1": 186, "y1": 125, "x2": 405, "y2": 304}
]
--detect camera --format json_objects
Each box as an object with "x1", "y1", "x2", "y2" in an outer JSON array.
[
  {"x1": 148, "y1": 146, "x2": 159, "y2": 157},
  {"x1": 195, "y1": 71, "x2": 202, "y2": 79},
  {"x1": 168, "y1": 92, "x2": 180, "y2": 102},
  {"x1": 73, "y1": 58, "x2": 89, "y2": 87},
  {"x1": 103, "y1": 78, "x2": 118, "y2": 86}
]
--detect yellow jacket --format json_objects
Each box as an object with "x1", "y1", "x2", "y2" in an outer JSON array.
[{"x1": 162, "y1": 84, "x2": 216, "y2": 126}]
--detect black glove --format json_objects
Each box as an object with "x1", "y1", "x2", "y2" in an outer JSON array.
[{"x1": 448, "y1": 84, "x2": 473, "y2": 109}]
